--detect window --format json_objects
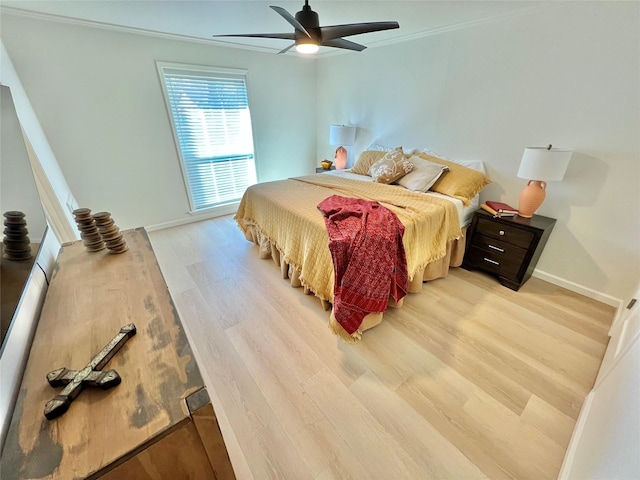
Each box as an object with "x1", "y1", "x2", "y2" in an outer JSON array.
[{"x1": 157, "y1": 63, "x2": 257, "y2": 212}]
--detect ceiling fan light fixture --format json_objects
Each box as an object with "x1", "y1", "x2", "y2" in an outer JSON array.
[
  {"x1": 212, "y1": 1, "x2": 399, "y2": 54},
  {"x1": 295, "y1": 42, "x2": 319, "y2": 54}
]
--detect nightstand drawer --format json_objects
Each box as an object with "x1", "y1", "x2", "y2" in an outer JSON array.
[
  {"x1": 466, "y1": 245, "x2": 522, "y2": 279},
  {"x1": 471, "y1": 234, "x2": 528, "y2": 264},
  {"x1": 475, "y1": 217, "x2": 534, "y2": 248}
]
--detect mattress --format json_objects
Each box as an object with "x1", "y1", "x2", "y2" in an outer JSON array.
[{"x1": 323, "y1": 169, "x2": 479, "y2": 227}]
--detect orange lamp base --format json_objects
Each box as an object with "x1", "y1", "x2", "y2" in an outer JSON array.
[
  {"x1": 334, "y1": 146, "x2": 347, "y2": 170},
  {"x1": 518, "y1": 180, "x2": 547, "y2": 218}
]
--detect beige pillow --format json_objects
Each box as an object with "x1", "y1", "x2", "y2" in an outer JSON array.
[
  {"x1": 351, "y1": 150, "x2": 388, "y2": 175},
  {"x1": 396, "y1": 155, "x2": 449, "y2": 192},
  {"x1": 369, "y1": 148, "x2": 414, "y2": 184},
  {"x1": 419, "y1": 153, "x2": 491, "y2": 205}
]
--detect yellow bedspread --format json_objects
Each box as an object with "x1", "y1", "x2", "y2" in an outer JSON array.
[{"x1": 234, "y1": 174, "x2": 461, "y2": 302}]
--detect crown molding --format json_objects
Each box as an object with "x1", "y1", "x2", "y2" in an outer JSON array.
[
  {"x1": 1, "y1": 2, "x2": 561, "y2": 58},
  {"x1": 0, "y1": 6, "x2": 282, "y2": 55},
  {"x1": 318, "y1": 2, "x2": 561, "y2": 58}
]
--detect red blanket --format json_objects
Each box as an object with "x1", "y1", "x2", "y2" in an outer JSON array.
[{"x1": 317, "y1": 195, "x2": 408, "y2": 335}]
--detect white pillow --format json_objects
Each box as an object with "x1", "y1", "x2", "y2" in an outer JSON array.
[
  {"x1": 418, "y1": 148, "x2": 487, "y2": 174},
  {"x1": 367, "y1": 144, "x2": 421, "y2": 155},
  {"x1": 396, "y1": 155, "x2": 449, "y2": 192},
  {"x1": 366, "y1": 143, "x2": 394, "y2": 152}
]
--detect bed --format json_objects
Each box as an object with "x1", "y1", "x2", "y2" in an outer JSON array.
[{"x1": 234, "y1": 148, "x2": 490, "y2": 342}]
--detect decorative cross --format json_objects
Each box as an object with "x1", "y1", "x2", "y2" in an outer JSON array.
[{"x1": 44, "y1": 323, "x2": 137, "y2": 420}]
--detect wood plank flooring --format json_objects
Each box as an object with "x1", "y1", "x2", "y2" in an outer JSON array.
[{"x1": 148, "y1": 215, "x2": 614, "y2": 480}]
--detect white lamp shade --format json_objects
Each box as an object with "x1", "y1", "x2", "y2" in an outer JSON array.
[
  {"x1": 329, "y1": 125, "x2": 356, "y2": 146},
  {"x1": 517, "y1": 147, "x2": 573, "y2": 181}
]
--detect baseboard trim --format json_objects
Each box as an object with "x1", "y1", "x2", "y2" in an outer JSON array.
[
  {"x1": 145, "y1": 203, "x2": 238, "y2": 232},
  {"x1": 533, "y1": 269, "x2": 624, "y2": 308},
  {"x1": 533, "y1": 269, "x2": 626, "y2": 329}
]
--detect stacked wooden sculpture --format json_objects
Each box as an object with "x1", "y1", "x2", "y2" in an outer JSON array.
[
  {"x1": 73, "y1": 208, "x2": 105, "y2": 252},
  {"x1": 72, "y1": 208, "x2": 127, "y2": 254},
  {"x1": 93, "y1": 211, "x2": 128, "y2": 254},
  {"x1": 3, "y1": 211, "x2": 32, "y2": 261}
]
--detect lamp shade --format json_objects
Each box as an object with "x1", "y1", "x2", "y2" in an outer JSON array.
[
  {"x1": 517, "y1": 146, "x2": 573, "y2": 181},
  {"x1": 329, "y1": 125, "x2": 356, "y2": 147}
]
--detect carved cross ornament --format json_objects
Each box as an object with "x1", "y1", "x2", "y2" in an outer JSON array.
[{"x1": 44, "y1": 324, "x2": 137, "y2": 420}]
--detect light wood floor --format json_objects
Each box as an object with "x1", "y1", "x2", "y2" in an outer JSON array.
[{"x1": 148, "y1": 215, "x2": 614, "y2": 480}]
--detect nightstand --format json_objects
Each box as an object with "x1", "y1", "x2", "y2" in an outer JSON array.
[
  {"x1": 316, "y1": 166, "x2": 336, "y2": 173},
  {"x1": 462, "y1": 209, "x2": 556, "y2": 290}
]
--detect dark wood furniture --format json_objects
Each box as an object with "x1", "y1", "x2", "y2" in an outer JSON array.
[
  {"x1": 0, "y1": 228, "x2": 235, "y2": 479},
  {"x1": 316, "y1": 166, "x2": 336, "y2": 173},
  {"x1": 462, "y1": 209, "x2": 556, "y2": 290}
]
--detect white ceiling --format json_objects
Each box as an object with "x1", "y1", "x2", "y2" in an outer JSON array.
[{"x1": 0, "y1": 0, "x2": 556, "y2": 56}]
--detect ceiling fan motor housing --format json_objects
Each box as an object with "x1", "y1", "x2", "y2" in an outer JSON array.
[{"x1": 296, "y1": 3, "x2": 320, "y2": 41}]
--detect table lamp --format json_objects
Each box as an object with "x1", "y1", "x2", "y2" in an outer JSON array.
[
  {"x1": 517, "y1": 145, "x2": 572, "y2": 218},
  {"x1": 329, "y1": 125, "x2": 356, "y2": 170}
]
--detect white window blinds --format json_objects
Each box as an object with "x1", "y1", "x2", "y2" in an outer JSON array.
[{"x1": 158, "y1": 64, "x2": 257, "y2": 211}]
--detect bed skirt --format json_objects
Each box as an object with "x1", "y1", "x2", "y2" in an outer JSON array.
[{"x1": 241, "y1": 222, "x2": 468, "y2": 341}]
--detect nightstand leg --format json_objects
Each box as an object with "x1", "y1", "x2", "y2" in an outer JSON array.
[{"x1": 499, "y1": 277, "x2": 521, "y2": 291}]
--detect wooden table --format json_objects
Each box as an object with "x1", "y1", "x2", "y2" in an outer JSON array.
[{"x1": 0, "y1": 228, "x2": 235, "y2": 479}]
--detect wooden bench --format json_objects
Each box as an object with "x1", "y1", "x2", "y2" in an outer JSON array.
[{"x1": 1, "y1": 228, "x2": 235, "y2": 479}]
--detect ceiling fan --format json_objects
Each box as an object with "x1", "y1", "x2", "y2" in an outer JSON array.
[{"x1": 213, "y1": 1, "x2": 399, "y2": 54}]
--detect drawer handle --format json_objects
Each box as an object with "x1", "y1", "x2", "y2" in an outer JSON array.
[
  {"x1": 488, "y1": 244, "x2": 505, "y2": 253},
  {"x1": 483, "y1": 257, "x2": 500, "y2": 266},
  {"x1": 499, "y1": 230, "x2": 505, "y2": 236}
]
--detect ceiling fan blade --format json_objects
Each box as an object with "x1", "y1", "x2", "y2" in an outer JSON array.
[
  {"x1": 270, "y1": 5, "x2": 312, "y2": 38},
  {"x1": 319, "y1": 22, "x2": 399, "y2": 42},
  {"x1": 277, "y1": 43, "x2": 296, "y2": 54},
  {"x1": 321, "y1": 38, "x2": 367, "y2": 52},
  {"x1": 213, "y1": 33, "x2": 296, "y2": 40},
  {"x1": 213, "y1": 4, "x2": 399, "y2": 54}
]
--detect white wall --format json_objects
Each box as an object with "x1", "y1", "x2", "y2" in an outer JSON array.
[
  {"x1": 316, "y1": 1, "x2": 640, "y2": 303},
  {"x1": 1, "y1": 14, "x2": 317, "y2": 231},
  {"x1": 2, "y1": 2, "x2": 638, "y2": 304},
  {"x1": 1, "y1": 42, "x2": 77, "y2": 243}
]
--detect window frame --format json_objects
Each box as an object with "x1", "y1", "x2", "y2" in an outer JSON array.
[{"x1": 156, "y1": 61, "x2": 257, "y2": 213}]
